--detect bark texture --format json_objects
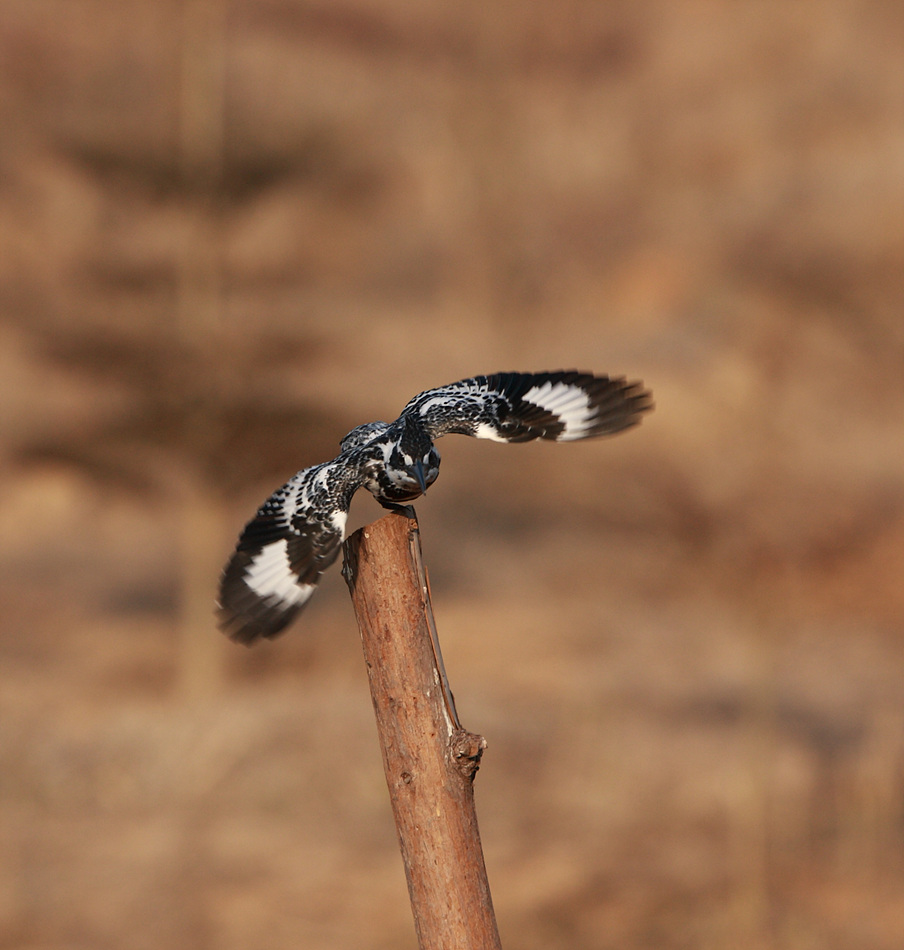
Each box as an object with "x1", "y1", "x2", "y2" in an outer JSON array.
[{"x1": 343, "y1": 509, "x2": 501, "y2": 950}]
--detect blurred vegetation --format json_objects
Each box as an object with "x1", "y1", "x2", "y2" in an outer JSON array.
[{"x1": 1, "y1": 1, "x2": 903, "y2": 949}]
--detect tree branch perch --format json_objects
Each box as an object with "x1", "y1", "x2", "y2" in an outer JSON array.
[{"x1": 343, "y1": 508, "x2": 501, "y2": 950}]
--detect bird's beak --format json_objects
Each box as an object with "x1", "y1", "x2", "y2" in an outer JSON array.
[{"x1": 413, "y1": 460, "x2": 428, "y2": 493}]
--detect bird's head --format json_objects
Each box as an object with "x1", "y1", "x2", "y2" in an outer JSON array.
[{"x1": 361, "y1": 417, "x2": 440, "y2": 505}]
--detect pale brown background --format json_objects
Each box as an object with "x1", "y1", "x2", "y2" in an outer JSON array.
[{"x1": 2, "y1": 2, "x2": 903, "y2": 949}]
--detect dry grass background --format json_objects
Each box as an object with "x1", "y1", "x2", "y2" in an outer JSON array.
[{"x1": 2, "y1": 1, "x2": 904, "y2": 948}]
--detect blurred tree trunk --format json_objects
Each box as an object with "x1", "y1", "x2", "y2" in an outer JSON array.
[{"x1": 176, "y1": 0, "x2": 228, "y2": 699}]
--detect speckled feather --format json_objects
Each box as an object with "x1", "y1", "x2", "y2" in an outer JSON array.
[{"x1": 217, "y1": 371, "x2": 652, "y2": 644}]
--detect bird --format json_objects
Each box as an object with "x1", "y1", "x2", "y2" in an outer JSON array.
[{"x1": 217, "y1": 370, "x2": 652, "y2": 645}]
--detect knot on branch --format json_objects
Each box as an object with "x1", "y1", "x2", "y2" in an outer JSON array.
[{"x1": 450, "y1": 729, "x2": 487, "y2": 780}]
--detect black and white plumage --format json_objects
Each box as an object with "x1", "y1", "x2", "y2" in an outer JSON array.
[{"x1": 218, "y1": 371, "x2": 652, "y2": 644}]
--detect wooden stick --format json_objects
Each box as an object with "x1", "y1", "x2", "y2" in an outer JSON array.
[{"x1": 342, "y1": 508, "x2": 502, "y2": 950}]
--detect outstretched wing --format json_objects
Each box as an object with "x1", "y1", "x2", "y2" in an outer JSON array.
[
  {"x1": 217, "y1": 461, "x2": 358, "y2": 645},
  {"x1": 400, "y1": 370, "x2": 652, "y2": 443}
]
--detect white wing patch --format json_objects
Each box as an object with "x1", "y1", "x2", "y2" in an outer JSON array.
[
  {"x1": 474, "y1": 421, "x2": 508, "y2": 442},
  {"x1": 522, "y1": 381, "x2": 593, "y2": 441},
  {"x1": 243, "y1": 539, "x2": 316, "y2": 608},
  {"x1": 330, "y1": 509, "x2": 348, "y2": 536}
]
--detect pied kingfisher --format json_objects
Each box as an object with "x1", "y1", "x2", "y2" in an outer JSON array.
[{"x1": 217, "y1": 370, "x2": 652, "y2": 644}]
